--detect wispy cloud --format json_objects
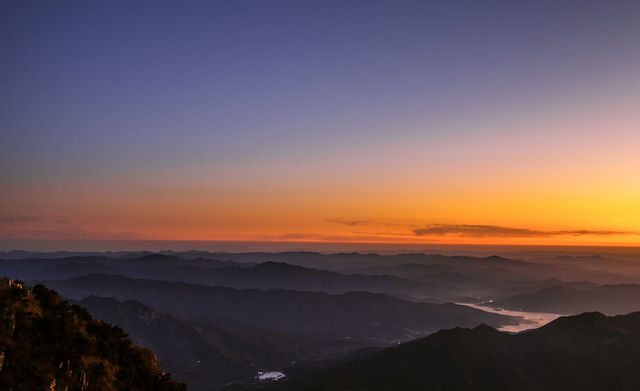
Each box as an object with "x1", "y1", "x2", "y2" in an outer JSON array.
[
  {"x1": 0, "y1": 215, "x2": 147, "y2": 240},
  {"x1": 262, "y1": 232, "x2": 402, "y2": 242},
  {"x1": 0, "y1": 227, "x2": 149, "y2": 240},
  {"x1": 326, "y1": 219, "x2": 370, "y2": 227},
  {"x1": 413, "y1": 224, "x2": 633, "y2": 238},
  {"x1": 0, "y1": 216, "x2": 41, "y2": 224}
]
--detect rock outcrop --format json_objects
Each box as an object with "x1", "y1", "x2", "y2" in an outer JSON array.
[{"x1": 0, "y1": 278, "x2": 186, "y2": 391}]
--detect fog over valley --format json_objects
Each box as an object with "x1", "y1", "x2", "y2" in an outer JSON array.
[{"x1": 3, "y1": 248, "x2": 640, "y2": 389}]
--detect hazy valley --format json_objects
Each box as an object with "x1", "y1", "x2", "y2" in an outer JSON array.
[{"x1": 3, "y1": 249, "x2": 640, "y2": 390}]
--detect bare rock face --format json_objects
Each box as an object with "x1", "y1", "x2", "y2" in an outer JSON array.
[
  {"x1": 0, "y1": 279, "x2": 22, "y2": 289},
  {"x1": 0, "y1": 309, "x2": 15, "y2": 338}
]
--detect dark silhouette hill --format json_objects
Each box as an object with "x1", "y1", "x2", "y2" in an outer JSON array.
[
  {"x1": 489, "y1": 283, "x2": 640, "y2": 315},
  {"x1": 76, "y1": 296, "x2": 308, "y2": 390},
  {"x1": 76, "y1": 296, "x2": 378, "y2": 390},
  {"x1": 270, "y1": 311, "x2": 640, "y2": 391},
  {"x1": 43, "y1": 274, "x2": 518, "y2": 344},
  {"x1": 76, "y1": 296, "x2": 252, "y2": 390},
  {"x1": 2, "y1": 256, "x2": 441, "y2": 298},
  {"x1": 4, "y1": 252, "x2": 634, "y2": 304}
]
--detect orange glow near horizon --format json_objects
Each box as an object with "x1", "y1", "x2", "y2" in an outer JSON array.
[
  {"x1": 4, "y1": 1, "x2": 640, "y2": 250},
  {"x1": 3, "y1": 69, "x2": 640, "y2": 247},
  {"x1": 3, "y1": 124, "x2": 640, "y2": 247},
  {"x1": 3, "y1": 181, "x2": 640, "y2": 246}
]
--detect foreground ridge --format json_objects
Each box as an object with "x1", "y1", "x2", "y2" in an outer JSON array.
[{"x1": 0, "y1": 277, "x2": 186, "y2": 391}]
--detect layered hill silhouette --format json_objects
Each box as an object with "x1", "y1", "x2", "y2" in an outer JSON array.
[
  {"x1": 77, "y1": 296, "x2": 261, "y2": 390},
  {"x1": 4, "y1": 250, "x2": 640, "y2": 390},
  {"x1": 489, "y1": 283, "x2": 640, "y2": 315},
  {"x1": 3, "y1": 252, "x2": 633, "y2": 305},
  {"x1": 44, "y1": 274, "x2": 518, "y2": 343},
  {"x1": 0, "y1": 278, "x2": 185, "y2": 391},
  {"x1": 270, "y1": 311, "x2": 640, "y2": 391},
  {"x1": 76, "y1": 296, "x2": 371, "y2": 390},
  {"x1": 1, "y1": 255, "x2": 442, "y2": 298}
]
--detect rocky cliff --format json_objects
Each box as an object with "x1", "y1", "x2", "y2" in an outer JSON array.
[{"x1": 0, "y1": 277, "x2": 186, "y2": 391}]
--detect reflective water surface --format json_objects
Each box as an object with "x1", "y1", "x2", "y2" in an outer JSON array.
[{"x1": 458, "y1": 303, "x2": 565, "y2": 333}]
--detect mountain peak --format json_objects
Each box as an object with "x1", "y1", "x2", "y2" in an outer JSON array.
[{"x1": 253, "y1": 261, "x2": 306, "y2": 271}]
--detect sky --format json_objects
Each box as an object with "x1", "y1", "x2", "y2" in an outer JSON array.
[{"x1": 2, "y1": 0, "x2": 640, "y2": 247}]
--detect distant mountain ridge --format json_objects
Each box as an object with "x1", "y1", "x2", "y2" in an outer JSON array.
[
  {"x1": 43, "y1": 273, "x2": 518, "y2": 343},
  {"x1": 4, "y1": 251, "x2": 634, "y2": 305},
  {"x1": 4, "y1": 250, "x2": 640, "y2": 390},
  {"x1": 490, "y1": 283, "x2": 640, "y2": 315},
  {"x1": 2, "y1": 255, "x2": 443, "y2": 298}
]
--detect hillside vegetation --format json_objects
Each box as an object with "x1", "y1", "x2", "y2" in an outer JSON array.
[{"x1": 0, "y1": 278, "x2": 186, "y2": 391}]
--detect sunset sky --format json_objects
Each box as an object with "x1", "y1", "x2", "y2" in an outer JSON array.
[{"x1": 2, "y1": 1, "x2": 640, "y2": 247}]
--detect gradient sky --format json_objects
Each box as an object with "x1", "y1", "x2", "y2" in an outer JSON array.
[{"x1": 2, "y1": 0, "x2": 640, "y2": 246}]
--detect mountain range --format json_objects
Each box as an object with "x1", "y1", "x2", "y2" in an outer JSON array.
[
  {"x1": 4, "y1": 250, "x2": 640, "y2": 390},
  {"x1": 266, "y1": 311, "x2": 640, "y2": 391},
  {"x1": 44, "y1": 274, "x2": 517, "y2": 343},
  {"x1": 488, "y1": 283, "x2": 640, "y2": 315}
]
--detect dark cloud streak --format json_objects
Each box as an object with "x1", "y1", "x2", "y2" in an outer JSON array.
[
  {"x1": 0, "y1": 216, "x2": 40, "y2": 223},
  {"x1": 413, "y1": 224, "x2": 632, "y2": 238},
  {"x1": 326, "y1": 219, "x2": 370, "y2": 227}
]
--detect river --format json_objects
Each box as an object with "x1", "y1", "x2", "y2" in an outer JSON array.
[{"x1": 458, "y1": 303, "x2": 565, "y2": 333}]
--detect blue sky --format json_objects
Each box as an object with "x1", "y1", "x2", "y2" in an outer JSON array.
[{"x1": 2, "y1": 1, "x2": 640, "y2": 245}]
